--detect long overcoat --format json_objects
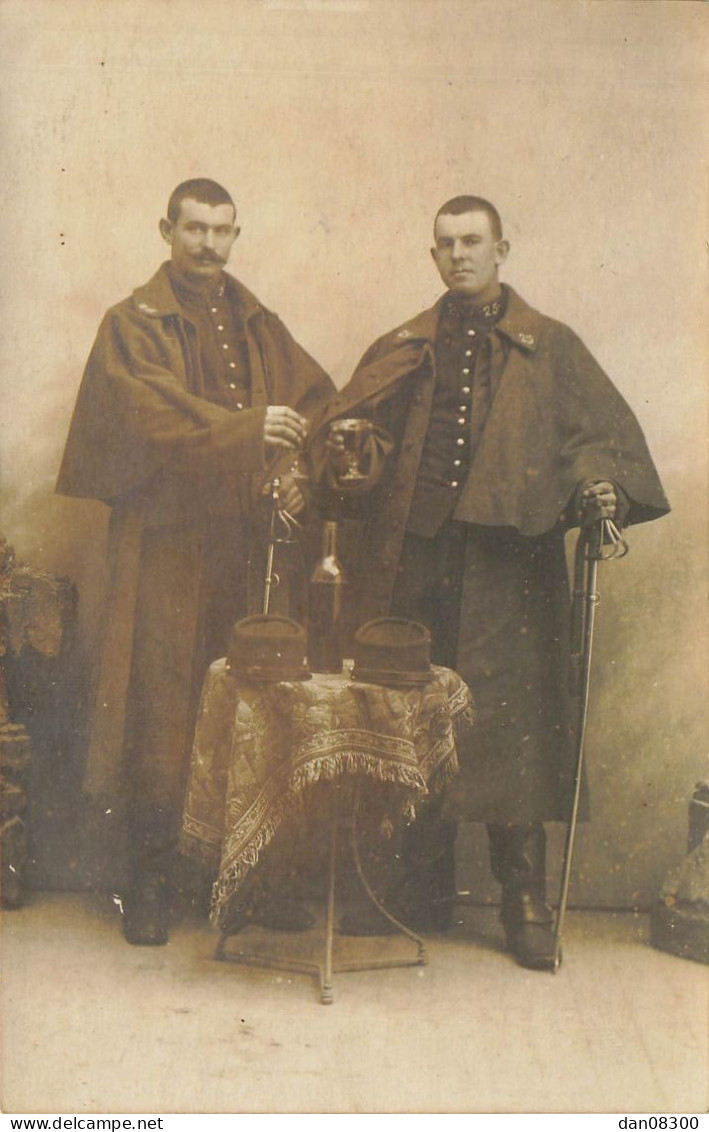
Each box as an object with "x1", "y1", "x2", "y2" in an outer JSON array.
[
  {"x1": 311, "y1": 286, "x2": 669, "y2": 822},
  {"x1": 57, "y1": 264, "x2": 334, "y2": 798}
]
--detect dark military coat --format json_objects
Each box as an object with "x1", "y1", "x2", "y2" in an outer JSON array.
[
  {"x1": 57, "y1": 264, "x2": 334, "y2": 798},
  {"x1": 311, "y1": 286, "x2": 669, "y2": 822}
]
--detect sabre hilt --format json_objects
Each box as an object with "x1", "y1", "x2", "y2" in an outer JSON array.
[{"x1": 596, "y1": 517, "x2": 629, "y2": 560}]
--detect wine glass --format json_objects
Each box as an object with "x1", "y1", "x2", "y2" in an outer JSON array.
[{"x1": 328, "y1": 418, "x2": 374, "y2": 483}]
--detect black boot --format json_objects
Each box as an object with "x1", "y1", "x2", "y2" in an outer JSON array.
[
  {"x1": 122, "y1": 807, "x2": 173, "y2": 947},
  {"x1": 487, "y1": 823, "x2": 557, "y2": 971}
]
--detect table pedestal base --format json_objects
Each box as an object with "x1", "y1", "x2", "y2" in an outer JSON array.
[{"x1": 215, "y1": 785, "x2": 427, "y2": 1004}]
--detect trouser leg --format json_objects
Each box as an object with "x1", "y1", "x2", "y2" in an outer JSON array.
[{"x1": 487, "y1": 822, "x2": 557, "y2": 970}]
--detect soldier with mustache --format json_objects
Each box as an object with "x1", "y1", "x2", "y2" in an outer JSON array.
[{"x1": 57, "y1": 179, "x2": 334, "y2": 945}]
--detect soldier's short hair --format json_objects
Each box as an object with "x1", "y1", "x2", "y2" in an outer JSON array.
[
  {"x1": 435, "y1": 195, "x2": 503, "y2": 241},
  {"x1": 167, "y1": 179, "x2": 235, "y2": 223}
]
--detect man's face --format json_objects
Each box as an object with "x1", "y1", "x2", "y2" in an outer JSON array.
[
  {"x1": 159, "y1": 198, "x2": 240, "y2": 283},
  {"x1": 431, "y1": 210, "x2": 509, "y2": 296}
]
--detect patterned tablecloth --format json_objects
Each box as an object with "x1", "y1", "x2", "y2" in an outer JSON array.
[{"x1": 180, "y1": 660, "x2": 472, "y2": 924}]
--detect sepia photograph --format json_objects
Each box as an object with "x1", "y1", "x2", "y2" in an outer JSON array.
[{"x1": 1, "y1": 0, "x2": 707, "y2": 1118}]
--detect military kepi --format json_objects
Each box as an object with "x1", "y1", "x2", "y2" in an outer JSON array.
[
  {"x1": 227, "y1": 615, "x2": 311, "y2": 681},
  {"x1": 352, "y1": 617, "x2": 433, "y2": 686}
]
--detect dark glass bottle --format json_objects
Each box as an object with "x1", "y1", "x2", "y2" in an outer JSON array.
[{"x1": 308, "y1": 521, "x2": 345, "y2": 673}]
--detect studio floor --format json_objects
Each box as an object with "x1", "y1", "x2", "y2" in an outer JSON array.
[{"x1": 1, "y1": 893, "x2": 706, "y2": 1115}]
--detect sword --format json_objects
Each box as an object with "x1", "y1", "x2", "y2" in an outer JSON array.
[
  {"x1": 261, "y1": 476, "x2": 303, "y2": 616},
  {"x1": 262, "y1": 478, "x2": 281, "y2": 615},
  {"x1": 552, "y1": 514, "x2": 628, "y2": 971}
]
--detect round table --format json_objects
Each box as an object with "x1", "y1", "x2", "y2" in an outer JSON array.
[{"x1": 181, "y1": 659, "x2": 472, "y2": 1002}]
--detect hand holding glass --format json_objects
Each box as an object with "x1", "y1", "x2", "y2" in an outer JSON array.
[{"x1": 327, "y1": 418, "x2": 375, "y2": 483}]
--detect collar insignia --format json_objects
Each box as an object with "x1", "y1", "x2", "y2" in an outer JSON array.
[
  {"x1": 482, "y1": 300, "x2": 501, "y2": 318},
  {"x1": 518, "y1": 332, "x2": 535, "y2": 346},
  {"x1": 397, "y1": 328, "x2": 413, "y2": 339}
]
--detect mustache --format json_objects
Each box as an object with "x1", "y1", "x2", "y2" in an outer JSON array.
[{"x1": 193, "y1": 252, "x2": 225, "y2": 264}]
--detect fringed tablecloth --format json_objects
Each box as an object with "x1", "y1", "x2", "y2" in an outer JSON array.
[{"x1": 180, "y1": 660, "x2": 472, "y2": 924}]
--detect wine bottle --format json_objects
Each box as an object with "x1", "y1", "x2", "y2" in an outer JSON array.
[{"x1": 308, "y1": 521, "x2": 345, "y2": 673}]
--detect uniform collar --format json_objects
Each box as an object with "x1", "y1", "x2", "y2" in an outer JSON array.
[
  {"x1": 494, "y1": 285, "x2": 542, "y2": 353},
  {"x1": 390, "y1": 284, "x2": 541, "y2": 353},
  {"x1": 442, "y1": 287, "x2": 505, "y2": 322},
  {"x1": 131, "y1": 262, "x2": 265, "y2": 323}
]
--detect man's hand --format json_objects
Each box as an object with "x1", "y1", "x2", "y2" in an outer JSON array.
[
  {"x1": 325, "y1": 432, "x2": 350, "y2": 478},
  {"x1": 264, "y1": 406, "x2": 308, "y2": 453},
  {"x1": 577, "y1": 480, "x2": 618, "y2": 523},
  {"x1": 278, "y1": 473, "x2": 306, "y2": 517}
]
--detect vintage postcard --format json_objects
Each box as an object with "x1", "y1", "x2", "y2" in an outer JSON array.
[{"x1": 1, "y1": 0, "x2": 706, "y2": 1119}]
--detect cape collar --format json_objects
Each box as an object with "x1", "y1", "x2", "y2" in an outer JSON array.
[
  {"x1": 131, "y1": 262, "x2": 264, "y2": 323},
  {"x1": 391, "y1": 284, "x2": 542, "y2": 353}
]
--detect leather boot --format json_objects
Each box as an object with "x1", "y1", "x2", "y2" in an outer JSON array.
[
  {"x1": 122, "y1": 806, "x2": 173, "y2": 946},
  {"x1": 487, "y1": 823, "x2": 557, "y2": 971}
]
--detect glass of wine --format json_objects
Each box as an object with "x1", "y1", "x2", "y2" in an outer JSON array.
[{"x1": 328, "y1": 418, "x2": 374, "y2": 483}]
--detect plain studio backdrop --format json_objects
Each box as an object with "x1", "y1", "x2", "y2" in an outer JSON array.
[{"x1": 0, "y1": 0, "x2": 706, "y2": 910}]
